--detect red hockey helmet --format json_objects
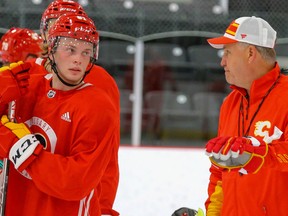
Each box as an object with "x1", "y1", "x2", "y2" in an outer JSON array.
[
  {"x1": 0, "y1": 27, "x2": 43, "y2": 63},
  {"x1": 48, "y1": 14, "x2": 99, "y2": 60},
  {"x1": 40, "y1": 0, "x2": 87, "y2": 35}
]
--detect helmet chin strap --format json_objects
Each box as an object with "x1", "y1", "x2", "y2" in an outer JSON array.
[
  {"x1": 49, "y1": 56, "x2": 94, "y2": 87},
  {"x1": 50, "y1": 61, "x2": 83, "y2": 87}
]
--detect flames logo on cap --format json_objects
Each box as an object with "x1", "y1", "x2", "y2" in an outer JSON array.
[{"x1": 225, "y1": 21, "x2": 239, "y2": 37}]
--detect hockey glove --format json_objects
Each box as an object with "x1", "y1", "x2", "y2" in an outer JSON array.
[
  {"x1": 0, "y1": 115, "x2": 43, "y2": 172},
  {"x1": 205, "y1": 136, "x2": 268, "y2": 174},
  {"x1": 172, "y1": 207, "x2": 204, "y2": 216},
  {"x1": 0, "y1": 61, "x2": 30, "y2": 104}
]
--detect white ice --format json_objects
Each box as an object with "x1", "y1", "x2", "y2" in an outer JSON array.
[{"x1": 113, "y1": 146, "x2": 211, "y2": 216}]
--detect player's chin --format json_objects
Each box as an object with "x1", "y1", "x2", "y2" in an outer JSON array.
[
  {"x1": 65, "y1": 75, "x2": 84, "y2": 85},
  {"x1": 70, "y1": 72, "x2": 85, "y2": 79}
]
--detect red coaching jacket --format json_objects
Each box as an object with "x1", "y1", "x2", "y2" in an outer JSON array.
[{"x1": 205, "y1": 63, "x2": 288, "y2": 216}]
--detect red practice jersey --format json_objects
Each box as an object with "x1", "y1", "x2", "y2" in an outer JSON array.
[
  {"x1": 0, "y1": 71, "x2": 118, "y2": 215},
  {"x1": 27, "y1": 57, "x2": 120, "y2": 215}
]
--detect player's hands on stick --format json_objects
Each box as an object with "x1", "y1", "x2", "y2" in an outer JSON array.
[
  {"x1": 0, "y1": 115, "x2": 42, "y2": 172},
  {"x1": 0, "y1": 61, "x2": 31, "y2": 104},
  {"x1": 205, "y1": 136, "x2": 268, "y2": 174}
]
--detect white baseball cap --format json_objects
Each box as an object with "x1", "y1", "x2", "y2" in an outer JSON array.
[{"x1": 207, "y1": 16, "x2": 277, "y2": 49}]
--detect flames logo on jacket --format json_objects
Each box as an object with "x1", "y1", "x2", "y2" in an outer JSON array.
[{"x1": 254, "y1": 121, "x2": 283, "y2": 143}]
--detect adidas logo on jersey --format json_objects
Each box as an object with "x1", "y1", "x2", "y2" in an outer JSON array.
[{"x1": 61, "y1": 112, "x2": 71, "y2": 122}]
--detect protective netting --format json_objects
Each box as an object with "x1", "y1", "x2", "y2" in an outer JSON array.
[
  {"x1": 1, "y1": 0, "x2": 288, "y2": 38},
  {"x1": 1, "y1": 0, "x2": 288, "y2": 144}
]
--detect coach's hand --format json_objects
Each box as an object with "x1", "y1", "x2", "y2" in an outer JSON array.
[
  {"x1": 0, "y1": 61, "x2": 31, "y2": 104},
  {"x1": 205, "y1": 136, "x2": 268, "y2": 174},
  {"x1": 0, "y1": 115, "x2": 42, "y2": 172}
]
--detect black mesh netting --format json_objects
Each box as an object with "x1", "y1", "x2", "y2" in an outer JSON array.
[{"x1": 1, "y1": 0, "x2": 288, "y2": 38}]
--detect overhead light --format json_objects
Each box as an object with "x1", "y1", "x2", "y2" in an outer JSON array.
[
  {"x1": 126, "y1": 45, "x2": 136, "y2": 54},
  {"x1": 31, "y1": 0, "x2": 42, "y2": 5},
  {"x1": 177, "y1": 94, "x2": 188, "y2": 104},
  {"x1": 123, "y1": 0, "x2": 134, "y2": 9},
  {"x1": 173, "y1": 47, "x2": 183, "y2": 57},
  {"x1": 212, "y1": 5, "x2": 223, "y2": 14},
  {"x1": 169, "y1": 3, "x2": 179, "y2": 12},
  {"x1": 79, "y1": 0, "x2": 89, "y2": 7}
]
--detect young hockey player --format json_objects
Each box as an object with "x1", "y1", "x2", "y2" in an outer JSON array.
[
  {"x1": 32, "y1": 1, "x2": 120, "y2": 215},
  {"x1": 0, "y1": 14, "x2": 118, "y2": 216}
]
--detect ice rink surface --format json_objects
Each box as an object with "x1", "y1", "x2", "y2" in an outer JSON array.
[{"x1": 113, "y1": 146, "x2": 211, "y2": 216}]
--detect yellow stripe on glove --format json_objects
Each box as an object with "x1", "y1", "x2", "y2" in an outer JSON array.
[
  {"x1": 0, "y1": 61, "x2": 24, "y2": 73},
  {"x1": 0, "y1": 115, "x2": 43, "y2": 172},
  {"x1": 205, "y1": 136, "x2": 268, "y2": 174},
  {"x1": 1, "y1": 115, "x2": 31, "y2": 138}
]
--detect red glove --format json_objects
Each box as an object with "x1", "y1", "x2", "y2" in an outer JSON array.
[
  {"x1": 205, "y1": 136, "x2": 268, "y2": 174},
  {"x1": 0, "y1": 61, "x2": 31, "y2": 104},
  {"x1": 0, "y1": 115, "x2": 42, "y2": 172}
]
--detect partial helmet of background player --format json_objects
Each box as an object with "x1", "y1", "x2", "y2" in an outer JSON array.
[
  {"x1": 0, "y1": 27, "x2": 43, "y2": 65},
  {"x1": 40, "y1": 0, "x2": 87, "y2": 41}
]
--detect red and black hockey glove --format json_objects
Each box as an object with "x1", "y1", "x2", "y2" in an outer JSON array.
[
  {"x1": 205, "y1": 136, "x2": 268, "y2": 174},
  {"x1": 0, "y1": 61, "x2": 31, "y2": 104},
  {"x1": 0, "y1": 115, "x2": 43, "y2": 172}
]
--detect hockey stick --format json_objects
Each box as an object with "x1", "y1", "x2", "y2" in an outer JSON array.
[{"x1": 0, "y1": 101, "x2": 16, "y2": 216}]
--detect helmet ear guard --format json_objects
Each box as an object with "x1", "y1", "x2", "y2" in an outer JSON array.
[
  {"x1": 47, "y1": 36, "x2": 59, "y2": 54},
  {"x1": 91, "y1": 42, "x2": 99, "y2": 63},
  {"x1": 90, "y1": 57, "x2": 97, "y2": 65}
]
